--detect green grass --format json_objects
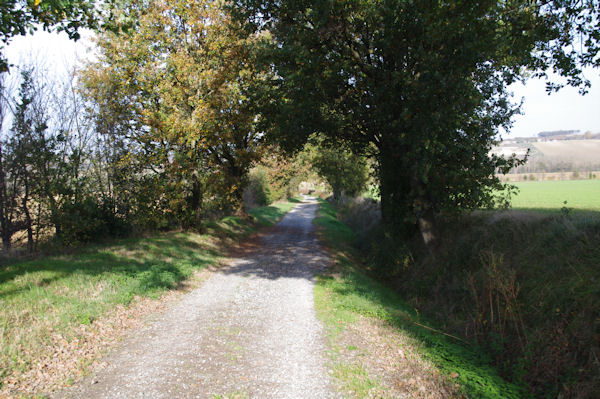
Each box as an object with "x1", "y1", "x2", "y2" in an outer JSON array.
[
  {"x1": 247, "y1": 197, "x2": 301, "y2": 226},
  {"x1": 313, "y1": 200, "x2": 527, "y2": 399},
  {"x1": 0, "y1": 200, "x2": 298, "y2": 389},
  {"x1": 509, "y1": 180, "x2": 600, "y2": 210}
]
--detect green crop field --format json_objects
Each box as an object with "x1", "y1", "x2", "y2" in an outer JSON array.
[{"x1": 509, "y1": 179, "x2": 600, "y2": 210}]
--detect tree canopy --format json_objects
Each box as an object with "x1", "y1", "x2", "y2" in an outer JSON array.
[
  {"x1": 80, "y1": 0, "x2": 267, "y2": 222},
  {"x1": 2, "y1": 0, "x2": 598, "y2": 252},
  {"x1": 236, "y1": 0, "x2": 600, "y2": 248},
  {"x1": 0, "y1": 0, "x2": 273, "y2": 250}
]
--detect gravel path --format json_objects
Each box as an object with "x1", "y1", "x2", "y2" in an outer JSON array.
[{"x1": 56, "y1": 198, "x2": 336, "y2": 399}]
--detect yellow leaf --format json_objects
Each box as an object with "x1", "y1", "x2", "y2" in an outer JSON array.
[{"x1": 34, "y1": 0, "x2": 41, "y2": 6}]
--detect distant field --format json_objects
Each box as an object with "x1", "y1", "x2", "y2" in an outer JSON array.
[
  {"x1": 532, "y1": 139, "x2": 600, "y2": 162},
  {"x1": 510, "y1": 179, "x2": 600, "y2": 210}
]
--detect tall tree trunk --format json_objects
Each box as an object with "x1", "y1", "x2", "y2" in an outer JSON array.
[
  {"x1": 35, "y1": 201, "x2": 42, "y2": 245},
  {"x1": 47, "y1": 196, "x2": 61, "y2": 240},
  {"x1": 378, "y1": 144, "x2": 439, "y2": 254},
  {"x1": 409, "y1": 172, "x2": 440, "y2": 256},
  {"x1": 189, "y1": 173, "x2": 203, "y2": 224},
  {"x1": 227, "y1": 162, "x2": 247, "y2": 211},
  {"x1": 22, "y1": 178, "x2": 34, "y2": 252},
  {"x1": 416, "y1": 207, "x2": 439, "y2": 256},
  {"x1": 377, "y1": 145, "x2": 412, "y2": 237},
  {"x1": 332, "y1": 188, "x2": 342, "y2": 202},
  {"x1": 0, "y1": 143, "x2": 10, "y2": 251}
]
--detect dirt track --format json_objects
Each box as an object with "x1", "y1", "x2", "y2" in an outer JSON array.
[{"x1": 56, "y1": 198, "x2": 336, "y2": 399}]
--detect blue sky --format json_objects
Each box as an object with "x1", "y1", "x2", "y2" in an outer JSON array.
[{"x1": 5, "y1": 30, "x2": 600, "y2": 139}]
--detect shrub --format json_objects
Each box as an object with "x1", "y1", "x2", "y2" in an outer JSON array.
[
  {"x1": 337, "y1": 195, "x2": 381, "y2": 243},
  {"x1": 243, "y1": 167, "x2": 272, "y2": 208},
  {"x1": 55, "y1": 197, "x2": 130, "y2": 246},
  {"x1": 335, "y1": 203, "x2": 600, "y2": 397}
]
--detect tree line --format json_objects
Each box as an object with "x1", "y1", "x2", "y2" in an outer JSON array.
[
  {"x1": 0, "y1": 0, "x2": 598, "y2": 253},
  {"x1": 0, "y1": 1, "x2": 263, "y2": 251},
  {"x1": 0, "y1": 0, "x2": 367, "y2": 252}
]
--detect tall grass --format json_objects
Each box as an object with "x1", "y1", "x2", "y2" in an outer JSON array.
[
  {"x1": 436, "y1": 211, "x2": 600, "y2": 398},
  {"x1": 314, "y1": 200, "x2": 526, "y2": 398},
  {"x1": 343, "y1": 199, "x2": 600, "y2": 398}
]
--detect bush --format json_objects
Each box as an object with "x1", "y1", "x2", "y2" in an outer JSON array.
[
  {"x1": 243, "y1": 167, "x2": 272, "y2": 208},
  {"x1": 55, "y1": 197, "x2": 130, "y2": 246},
  {"x1": 337, "y1": 195, "x2": 381, "y2": 243}
]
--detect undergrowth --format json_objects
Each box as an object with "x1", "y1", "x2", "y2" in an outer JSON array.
[
  {"x1": 421, "y1": 210, "x2": 600, "y2": 398},
  {"x1": 332, "y1": 194, "x2": 600, "y2": 398},
  {"x1": 314, "y1": 199, "x2": 527, "y2": 398}
]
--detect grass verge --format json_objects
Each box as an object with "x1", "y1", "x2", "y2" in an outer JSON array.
[
  {"x1": 0, "y1": 199, "x2": 299, "y2": 396},
  {"x1": 313, "y1": 199, "x2": 527, "y2": 398}
]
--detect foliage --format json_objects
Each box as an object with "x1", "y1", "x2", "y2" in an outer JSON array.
[
  {"x1": 236, "y1": 0, "x2": 600, "y2": 250},
  {"x1": 247, "y1": 145, "x2": 321, "y2": 205},
  {"x1": 79, "y1": 0, "x2": 266, "y2": 229},
  {"x1": 56, "y1": 197, "x2": 129, "y2": 246},
  {"x1": 1, "y1": 67, "x2": 55, "y2": 252},
  {"x1": 335, "y1": 194, "x2": 600, "y2": 397},
  {"x1": 310, "y1": 138, "x2": 369, "y2": 201},
  {"x1": 0, "y1": 0, "x2": 124, "y2": 72},
  {"x1": 0, "y1": 62, "x2": 105, "y2": 252},
  {"x1": 0, "y1": 0, "x2": 281, "y2": 252},
  {"x1": 244, "y1": 167, "x2": 272, "y2": 207}
]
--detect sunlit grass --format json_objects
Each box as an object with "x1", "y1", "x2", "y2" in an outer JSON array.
[
  {"x1": 0, "y1": 200, "x2": 298, "y2": 389},
  {"x1": 248, "y1": 197, "x2": 301, "y2": 226},
  {"x1": 510, "y1": 179, "x2": 600, "y2": 210}
]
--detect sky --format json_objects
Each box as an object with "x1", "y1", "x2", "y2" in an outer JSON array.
[
  {"x1": 4, "y1": 29, "x2": 95, "y2": 75},
  {"x1": 4, "y1": 30, "x2": 600, "y2": 139},
  {"x1": 507, "y1": 71, "x2": 600, "y2": 138}
]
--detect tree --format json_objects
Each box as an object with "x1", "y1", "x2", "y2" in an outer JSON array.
[
  {"x1": 237, "y1": 0, "x2": 599, "y2": 251},
  {"x1": 81, "y1": 0, "x2": 266, "y2": 228},
  {"x1": 0, "y1": 72, "x2": 14, "y2": 250},
  {"x1": 310, "y1": 139, "x2": 368, "y2": 201},
  {"x1": 3, "y1": 68, "x2": 54, "y2": 251}
]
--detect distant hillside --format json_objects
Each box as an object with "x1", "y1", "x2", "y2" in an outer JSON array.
[
  {"x1": 533, "y1": 140, "x2": 600, "y2": 162},
  {"x1": 494, "y1": 139, "x2": 600, "y2": 174}
]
